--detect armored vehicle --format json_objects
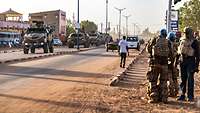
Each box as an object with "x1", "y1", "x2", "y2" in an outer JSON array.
[
  {"x1": 67, "y1": 33, "x2": 90, "y2": 48},
  {"x1": 23, "y1": 25, "x2": 54, "y2": 54}
]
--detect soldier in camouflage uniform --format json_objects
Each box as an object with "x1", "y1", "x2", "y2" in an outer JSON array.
[
  {"x1": 146, "y1": 29, "x2": 171, "y2": 103},
  {"x1": 167, "y1": 32, "x2": 179, "y2": 97}
]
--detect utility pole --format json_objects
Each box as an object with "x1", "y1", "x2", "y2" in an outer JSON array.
[
  {"x1": 123, "y1": 15, "x2": 131, "y2": 37},
  {"x1": 77, "y1": 0, "x2": 80, "y2": 50},
  {"x1": 101, "y1": 23, "x2": 103, "y2": 33},
  {"x1": 106, "y1": 0, "x2": 108, "y2": 34},
  {"x1": 115, "y1": 7, "x2": 126, "y2": 39},
  {"x1": 167, "y1": 0, "x2": 172, "y2": 33}
]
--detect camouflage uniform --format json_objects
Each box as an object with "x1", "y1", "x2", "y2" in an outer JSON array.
[
  {"x1": 146, "y1": 34, "x2": 171, "y2": 103},
  {"x1": 168, "y1": 41, "x2": 179, "y2": 97}
]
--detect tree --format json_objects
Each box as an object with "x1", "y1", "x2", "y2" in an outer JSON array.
[
  {"x1": 66, "y1": 19, "x2": 75, "y2": 37},
  {"x1": 179, "y1": 0, "x2": 200, "y2": 32},
  {"x1": 80, "y1": 20, "x2": 98, "y2": 33}
]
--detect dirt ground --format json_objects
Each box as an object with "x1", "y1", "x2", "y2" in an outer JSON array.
[{"x1": 1, "y1": 49, "x2": 200, "y2": 113}]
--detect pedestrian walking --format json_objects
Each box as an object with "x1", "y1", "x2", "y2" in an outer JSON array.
[
  {"x1": 146, "y1": 29, "x2": 171, "y2": 103},
  {"x1": 167, "y1": 32, "x2": 179, "y2": 97},
  {"x1": 118, "y1": 36, "x2": 128, "y2": 68},
  {"x1": 177, "y1": 27, "x2": 199, "y2": 102}
]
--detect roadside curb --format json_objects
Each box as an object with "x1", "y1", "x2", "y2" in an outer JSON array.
[
  {"x1": 109, "y1": 45, "x2": 147, "y2": 86},
  {"x1": 0, "y1": 47, "x2": 98, "y2": 64}
]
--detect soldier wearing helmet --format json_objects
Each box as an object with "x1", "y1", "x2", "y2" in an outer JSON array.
[
  {"x1": 177, "y1": 27, "x2": 199, "y2": 101},
  {"x1": 167, "y1": 32, "x2": 179, "y2": 97},
  {"x1": 146, "y1": 29, "x2": 172, "y2": 103}
]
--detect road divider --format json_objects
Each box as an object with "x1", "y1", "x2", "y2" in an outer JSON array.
[
  {"x1": 110, "y1": 44, "x2": 147, "y2": 86},
  {"x1": 0, "y1": 47, "x2": 100, "y2": 64}
]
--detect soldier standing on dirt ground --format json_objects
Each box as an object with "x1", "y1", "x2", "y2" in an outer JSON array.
[
  {"x1": 167, "y1": 32, "x2": 179, "y2": 97},
  {"x1": 118, "y1": 36, "x2": 128, "y2": 68},
  {"x1": 177, "y1": 27, "x2": 200, "y2": 102},
  {"x1": 146, "y1": 29, "x2": 171, "y2": 103}
]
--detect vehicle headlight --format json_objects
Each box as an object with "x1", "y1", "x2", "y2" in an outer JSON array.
[
  {"x1": 25, "y1": 43, "x2": 28, "y2": 45},
  {"x1": 41, "y1": 42, "x2": 44, "y2": 45}
]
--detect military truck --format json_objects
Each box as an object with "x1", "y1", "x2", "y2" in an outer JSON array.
[
  {"x1": 23, "y1": 22, "x2": 54, "y2": 54},
  {"x1": 67, "y1": 33, "x2": 90, "y2": 48}
]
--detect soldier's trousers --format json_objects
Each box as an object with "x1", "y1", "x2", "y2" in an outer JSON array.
[
  {"x1": 147, "y1": 65, "x2": 168, "y2": 101},
  {"x1": 168, "y1": 68, "x2": 179, "y2": 97}
]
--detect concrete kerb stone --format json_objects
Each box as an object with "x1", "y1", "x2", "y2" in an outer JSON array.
[
  {"x1": 0, "y1": 47, "x2": 99, "y2": 64},
  {"x1": 109, "y1": 45, "x2": 147, "y2": 86}
]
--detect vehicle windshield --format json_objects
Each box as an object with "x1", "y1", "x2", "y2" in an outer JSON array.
[
  {"x1": 26, "y1": 28, "x2": 46, "y2": 34},
  {"x1": 127, "y1": 37, "x2": 138, "y2": 42}
]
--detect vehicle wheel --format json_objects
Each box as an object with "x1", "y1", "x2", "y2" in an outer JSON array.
[
  {"x1": 106, "y1": 48, "x2": 108, "y2": 52},
  {"x1": 24, "y1": 47, "x2": 29, "y2": 54},
  {"x1": 31, "y1": 47, "x2": 35, "y2": 53},
  {"x1": 68, "y1": 43, "x2": 74, "y2": 48},
  {"x1": 43, "y1": 44, "x2": 48, "y2": 53},
  {"x1": 137, "y1": 46, "x2": 140, "y2": 51},
  {"x1": 49, "y1": 46, "x2": 54, "y2": 53}
]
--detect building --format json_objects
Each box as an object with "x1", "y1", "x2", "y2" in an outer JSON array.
[
  {"x1": 0, "y1": 8, "x2": 30, "y2": 32},
  {"x1": 29, "y1": 10, "x2": 66, "y2": 42},
  {"x1": 0, "y1": 8, "x2": 23, "y2": 22}
]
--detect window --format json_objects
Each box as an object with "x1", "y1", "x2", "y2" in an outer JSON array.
[{"x1": 127, "y1": 37, "x2": 138, "y2": 42}]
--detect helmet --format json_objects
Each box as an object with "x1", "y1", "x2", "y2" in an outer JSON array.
[
  {"x1": 167, "y1": 32, "x2": 176, "y2": 42},
  {"x1": 160, "y1": 29, "x2": 167, "y2": 38},
  {"x1": 184, "y1": 27, "x2": 193, "y2": 38}
]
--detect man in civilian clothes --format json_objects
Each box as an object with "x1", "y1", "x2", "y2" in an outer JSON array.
[{"x1": 118, "y1": 36, "x2": 128, "y2": 68}]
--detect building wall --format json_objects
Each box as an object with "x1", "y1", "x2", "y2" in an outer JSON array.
[{"x1": 29, "y1": 10, "x2": 66, "y2": 41}]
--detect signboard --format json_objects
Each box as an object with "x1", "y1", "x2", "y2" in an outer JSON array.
[
  {"x1": 75, "y1": 23, "x2": 80, "y2": 29},
  {"x1": 171, "y1": 10, "x2": 179, "y2": 31}
]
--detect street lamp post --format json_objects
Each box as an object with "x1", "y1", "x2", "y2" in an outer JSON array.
[
  {"x1": 123, "y1": 15, "x2": 131, "y2": 37},
  {"x1": 77, "y1": 0, "x2": 80, "y2": 50},
  {"x1": 106, "y1": 0, "x2": 108, "y2": 34},
  {"x1": 167, "y1": 0, "x2": 172, "y2": 33},
  {"x1": 115, "y1": 7, "x2": 126, "y2": 39}
]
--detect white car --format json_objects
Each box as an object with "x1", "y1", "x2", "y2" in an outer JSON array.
[{"x1": 126, "y1": 36, "x2": 140, "y2": 51}]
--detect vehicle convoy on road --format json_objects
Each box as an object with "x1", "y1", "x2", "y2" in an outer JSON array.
[
  {"x1": 67, "y1": 33, "x2": 90, "y2": 48},
  {"x1": 22, "y1": 23, "x2": 54, "y2": 54},
  {"x1": 126, "y1": 36, "x2": 140, "y2": 51},
  {"x1": 88, "y1": 33, "x2": 101, "y2": 46}
]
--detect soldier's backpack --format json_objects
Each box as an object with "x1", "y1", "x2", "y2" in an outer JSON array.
[
  {"x1": 152, "y1": 37, "x2": 170, "y2": 57},
  {"x1": 178, "y1": 38, "x2": 194, "y2": 56}
]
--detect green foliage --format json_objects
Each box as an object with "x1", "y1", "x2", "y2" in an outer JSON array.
[
  {"x1": 80, "y1": 20, "x2": 98, "y2": 33},
  {"x1": 179, "y1": 0, "x2": 200, "y2": 32},
  {"x1": 66, "y1": 19, "x2": 75, "y2": 37}
]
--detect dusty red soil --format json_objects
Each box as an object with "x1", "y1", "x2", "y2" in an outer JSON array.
[{"x1": 0, "y1": 49, "x2": 200, "y2": 113}]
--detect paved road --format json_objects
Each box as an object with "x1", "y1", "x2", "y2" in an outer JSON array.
[
  {"x1": 0, "y1": 47, "x2": 139, "y2": 112},
  {"x1": 0, "y1": 47, "x2": 81, "y2": 62}
]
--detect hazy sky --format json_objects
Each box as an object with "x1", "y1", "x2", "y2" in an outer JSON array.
[{"x1": 0, "y1": 0, "x2": 188, "y2": 33}]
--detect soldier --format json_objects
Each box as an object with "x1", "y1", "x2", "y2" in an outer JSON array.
[
  {"x1": 146, "y1": 29, "x2": 171, "y2": 103},
  {"x1": 177, "y1": 27, "x2": 199, "y2": 101},
  {"x1": 167, "y1": 32, "x2": 179, "y2": 97}
]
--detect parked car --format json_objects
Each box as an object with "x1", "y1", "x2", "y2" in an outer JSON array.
[
  {"x1": 126, "y1": 36, "x2": 140, "y2": 51},
  {"x1": 67, "y1": 33, "x2": 90, "y2": 48},
  {"x1": 53, "y1": 38, "x2": 62, "y2": 46}
]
